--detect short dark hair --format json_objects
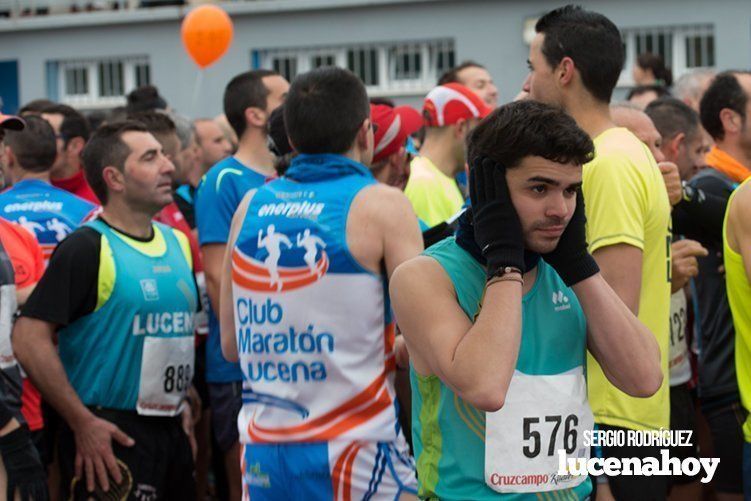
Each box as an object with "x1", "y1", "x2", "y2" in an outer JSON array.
[
  {"x1": 438, "y1": 60, "x2": 486, "y2": 86},
  {"x1": 626, "y1": 84, "x2": 671, "y2": 101},
  {"x1": 128, "y1": 111, "x2": 176, "y2": 138},
  {"x1": 86, "y1": 111, "x2": 108, "y2": 132},
  {"x1": 467, "y1": 100, "x2": 594, "y2": 170},
  {"x1": 284, "y1": 67, "x2": 369, "y2": 155},
  {"x1": 369, "y1": 97, "x2": 396, "y2": 107},
  {"x1": 82, "y1": 120, "x2": 148, "y2": 204},
  {"x1": 268, "y1": 105, "x2": 294, "y2": 176},
  {"x1": 223, "y1": 70, "x2": 278, "y2": 139},
  {"x1": 4, "y1": 115, "x2": 57, "y2": 173},
  {"x1": 18, "y1": 99, "x2": 56, "y2": 116},
  {"x1": 42, "y1": 103, "x2": 91, "y2": 146},
  {"x1": 535, "y1": 5, "x2": 624, "y2": 103},
  {"x1": 636, "y1": 52, "x2": 673, "y2": 87},
  {"x1": 267, "y1": 104, "x2": 292, "y2": 158},
  {"x1": 126, "y1": 85, "x2": 167, "y2": 114},
  {"x1": 645, "y1": 97, "x2": 700, "y2": 142},
  {"x1": 700, "y1": 71, "x2": 751, "y2": 141}
]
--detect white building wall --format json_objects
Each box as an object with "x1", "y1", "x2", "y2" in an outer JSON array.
[{"x1": 0, "y1": 0, "x2": 748, "y2": 117}]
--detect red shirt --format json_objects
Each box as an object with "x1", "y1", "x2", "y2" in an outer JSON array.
[
  {"x1": 0, "y1": 218, "x2": 45, "y2": 431},
  {"x1": 0, "y1": 218, "x2": 44, "y2": 289},
  {"x1": 155, "y1": 202, "x2": 203, "y2": 272},
  {"x1": 156, "y1": 202, "x2": 209, "y2": 340},
  {"x1": 51, "y1": 169, "x2": 100, "y2": 205}
]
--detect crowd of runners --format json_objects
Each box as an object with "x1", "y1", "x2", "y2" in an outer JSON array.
[{"x1": 0, "y1": 4, "x2": 750, "y2": 501}]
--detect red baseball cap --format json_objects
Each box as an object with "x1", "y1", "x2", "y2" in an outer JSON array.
[
  {"x1": 0, "y1": 114, "x2": 25, "y2": 131},
  {"x1": 370, "y1": 104, "x2": 423, "y2": 163},
  {"x1": 423, "y1": 83, "x2": 492, "y2": 127}
]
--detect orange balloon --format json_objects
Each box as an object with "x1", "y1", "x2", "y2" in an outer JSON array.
[{"x1": 181, "y1": 5, "x2": 234, "y2": 69}]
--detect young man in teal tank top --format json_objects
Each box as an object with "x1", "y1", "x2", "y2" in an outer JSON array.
[
  {"x1": 13, "y1": 121, "x2": 199, "y2": 499},
  {"x1": 390, "y1": 101, "x2": 664, "y2": 500}
]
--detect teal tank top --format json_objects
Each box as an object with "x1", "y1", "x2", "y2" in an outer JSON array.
[
  {"x1": 411, "y1": 238, "x2": 592, "y2": 500},
  {"x1": 58, "y1": 220, "x2": 198, "y2": 411}
]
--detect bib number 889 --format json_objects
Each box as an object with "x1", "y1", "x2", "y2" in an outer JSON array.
[
  {"x1": 164, "y1": 364, "x2": 192, "y2": 393},
  {"x1": 522, "y1": 414, "x2": 578, "y2": 458}
]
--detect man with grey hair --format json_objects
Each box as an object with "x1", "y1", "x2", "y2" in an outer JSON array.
[
  {"x1": 167, "y1": 112, "x2": 201, "y2": 188},
  {"x1": 673, "y1": 69, "x2": 715, "y2": 113}
]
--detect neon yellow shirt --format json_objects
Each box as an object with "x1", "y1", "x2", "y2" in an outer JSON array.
[
  {"x1": 583, "y1": 127, "x2": 672, "y2": 431},
  {"x1": 723, "y1": 177, "x2": 751, "y2": 442},
  {"x1": 404, "y1": 156, "x2": 465, "y2": 227}
]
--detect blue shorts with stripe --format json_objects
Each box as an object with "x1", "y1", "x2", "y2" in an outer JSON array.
[{"x1": 241, "y1": 432, "x2": 417, "y2": 500}]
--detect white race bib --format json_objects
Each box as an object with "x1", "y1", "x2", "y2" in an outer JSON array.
[
  {"x1": 137, "y1": 335, "x2": 194, "y2": 416},
  {"x1": 669, "y1": 291, "x2": 691, "y2": 385},
  {"x1": 0, "y1": 284, "x2": 17, "y2": 370},
  {"x1": 485, "y1": 368, "x2": 593, "y2": 494}
]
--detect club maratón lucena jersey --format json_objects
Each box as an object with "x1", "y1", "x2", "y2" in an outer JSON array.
[
  {"x1": 412, "y1": 238, "x2": 593, "y2": 500},
  {"x1": 232, "y1": 154, "x2": 399, "y2": 445},
  {"x1": 57, "y1": 220, "x2": 198, "y2": 415}
]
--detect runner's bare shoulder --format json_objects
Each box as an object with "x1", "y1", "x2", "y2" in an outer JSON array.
[{"x1": 346, "y1": 183, "x2": 420, "y2": 272}]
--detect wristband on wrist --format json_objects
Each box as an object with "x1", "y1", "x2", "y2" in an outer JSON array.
[
  {"x1": 486, "y1": 273, "x2": 524, "y2": 289},
  {"x1": 486, "y1": 266, "x2": 524, "y2": 288}
]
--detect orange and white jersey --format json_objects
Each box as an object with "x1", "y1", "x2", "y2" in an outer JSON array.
[{"x1": 232, "y1": 154, "x2": 399, "y2": 444}]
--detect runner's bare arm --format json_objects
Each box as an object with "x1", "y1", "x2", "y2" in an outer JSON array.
[
  {"x1": 12, "y1": 318, "x2": 92, "y2": 429},
  {"x1": 573, "y1": 274, "x2": 663, "y2": 397},
  {"x1": 12, "y1": 317, "x2": 133, "y2": 491},
  {"x1": 591, "y1": 243, "x2": 643, "y2": 315},
  {"x1": 202, "y1": 243, "x2": 226, "y2": 315},
  {"x1": 15, "y1": 283, "x2": 36, "y2": 307},
  {"x1": 390, "y1": 257, "x2": 522, "y2": 412},
  {"x1": 219, "y1": 190, "x2": 256, "y2": 363},
  {"x1": 378, "y1": 187, "x2": 423, "y2": 279}
]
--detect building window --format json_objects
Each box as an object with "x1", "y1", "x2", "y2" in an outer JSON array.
[
  {"x1": 620, "y1": 24, "x2": 715, "y2": 87},
  {"x1": 685, "y1": 33, "x2": 715, "y2": 68},
  {"x1": 135, "y1": 62, "x2": 151, "y2": 88},
  {"x1": 434, "y1": 41, "x2": 455, "y2": 77},
  {"x1": 64, "y1": 66, "x2": 89, "y2": 96},
  {"x1": 389, "y1": 44, "x2": 422, "y2": 81},
  {"x1": 347, "y1": 48, "x2": 379, "y2": 87},
  {"x1": 255, "y1": 39, "x2": 455, "y2": 96},
  {"x1": 311, "y1": 54, "x2": 336, "y2": 68},
  {"x1": 272, "y1": 56, "x2": 298, "y2": 82},
  {"x1": 56, "y1": 56, "x2": 150, "y2": 109},
  {"x1": 98, "y1": 61, "x2": 124, "y2": 98}
]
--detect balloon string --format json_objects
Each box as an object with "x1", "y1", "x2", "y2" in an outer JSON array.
[{"x1": 191, "y1": 70, "x2": 204, "y2": 116}]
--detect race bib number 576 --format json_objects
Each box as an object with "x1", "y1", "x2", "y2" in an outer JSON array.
[{"x1": 485, "y1": 370, "x2": 594, "y2": 494}]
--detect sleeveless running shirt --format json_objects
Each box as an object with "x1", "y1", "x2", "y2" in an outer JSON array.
[
  {"x1": 232, "y1": 153, "x2": 398, "y2": 444},
  {"x1": 0, "y1": 179, "x2": 97, "y2": 262},
  {"x1": 411, "y1": 238, "x2": 592, "y2": 500},
  {"x1": 723, "y1": 178, "x2": 751, "y2": 442},
  {"x1": 57, "y1": 220, "x2": 197, "y2": 414}
]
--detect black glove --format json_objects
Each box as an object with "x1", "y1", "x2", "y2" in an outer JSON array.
[
  {"x1": 0, "y1": 426, "x2": 49, "y2": 501},
  {"x1": 541, "y1": 189, "x2": 599, "y2": 286},
  {"x1": 469, "y1": 156, "x2": 525, "y2": 279}
]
